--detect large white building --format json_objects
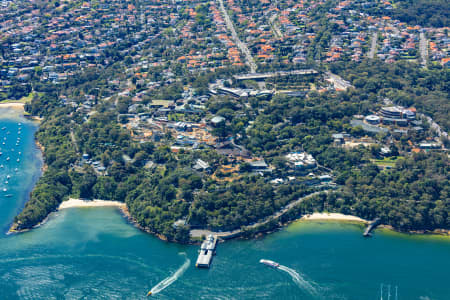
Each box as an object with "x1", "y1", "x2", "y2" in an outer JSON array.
[
  {"x1": 380, "y1": 106, "x2": 416, "y2": 120},
  {"x1": 285, "y1": 152, "x2": 317, "y2": 170}
]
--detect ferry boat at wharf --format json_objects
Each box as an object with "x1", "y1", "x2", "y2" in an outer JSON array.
[{"x1": 195, "y1": 234, "x2": 218, "y2": 268}]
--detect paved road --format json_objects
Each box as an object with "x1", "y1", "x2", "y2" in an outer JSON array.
[
  {"x1": 269, "y1": 14, "x2": 283, "y2": 38},
  {"x1": 190, "y1": 190, "x2": 328, "y2": 238},
  {"x1": 251, "y1": 191, "x2": 328, "y2": 227},
  {"x1": 368, "y1": 33, "x2": 377, "y2": 59},
  {"x1": 218, "y1": 0, "x2": 257, "y2": 73},
  {"x1": 419, "y1": 113, "x2": 448, "y2": 139},
  {"x1": 419, "y1": 32, "x2": 428, "y2": 66},
  {"x1": 70, "y1": 128, "x2": 80, "y2": 154},
  {"x1": 234, "y1": 69, "x2": 318, "y2": 80},
  {"x1": 326, "y1": 71, "x2": 353, "y2": 90}
]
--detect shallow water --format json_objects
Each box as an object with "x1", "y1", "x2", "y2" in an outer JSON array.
[{"x1": 0, "y1": 112, "x2": 449, "y2": 300}]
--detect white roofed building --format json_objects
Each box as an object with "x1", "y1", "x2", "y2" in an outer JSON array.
[{"x1": 285, "y1": 152, "x2": 317, "y2": 171}]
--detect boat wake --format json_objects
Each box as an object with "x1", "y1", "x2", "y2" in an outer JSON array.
[
  {"x1": 278, "y1": 264, "x2": 319, "y2": 296},
  {"x1": 149, "y1": 253, "x2": 190, "y2": 295}
]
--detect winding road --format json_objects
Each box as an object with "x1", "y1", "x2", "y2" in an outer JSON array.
[{"x1": 190, "y1": 190, "x2": 329, "y2": 238}]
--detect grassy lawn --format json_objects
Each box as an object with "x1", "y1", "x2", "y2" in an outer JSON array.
[
  {"x1": 0, "y1": 91, "x2": 36, "y2": 104},
  {"x1": 373, "y1": 156, "x2": 404, "y2": 167}
]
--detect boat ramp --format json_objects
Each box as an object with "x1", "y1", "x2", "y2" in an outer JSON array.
[
  {"x1": 195, "y1": 234, "x2": 218, "y2": 268},
  {"x1": 364, "y1": 218, "x2": 382, "y2": 237}
]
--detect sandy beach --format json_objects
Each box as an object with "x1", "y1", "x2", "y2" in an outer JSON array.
[
  {"x1": 58, "y1": 198, "x2": 126, "y2": 210},
  {"x1": 301, "y1": 212, "x2": 368, "y2": 223},
  {"x1": 0, "y1": 102, "x2": 28, "y2": 121},
  {"x1": 0, "y1": 102, "x2": 25, "y2": 109}
]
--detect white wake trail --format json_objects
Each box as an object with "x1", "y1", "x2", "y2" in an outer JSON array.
[
  {"x1": 278, "y1": 265, "x2": 319, "y2": 296},
  {"x1": 150, "y1": 253, "x2": 190, "y2": 295}
]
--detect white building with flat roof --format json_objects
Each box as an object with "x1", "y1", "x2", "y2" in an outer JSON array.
[{"x1": 285, "y1": 152, "x2": 317, "y2": 170}]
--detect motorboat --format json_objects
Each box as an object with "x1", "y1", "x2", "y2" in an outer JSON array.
[{"x1": 259, "y1": 259, "x2": 280, "y2": 268}]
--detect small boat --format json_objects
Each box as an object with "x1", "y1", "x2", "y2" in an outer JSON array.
[
  {"x1": 17, "y1": 158, "x2": 20, "y2": 162},
  {"x1": 0, "y1": 165, "x2": 3, "y2": 168},
  {"x1": 5, "y1": 181, "x2": 8, "y2": 184},
  {"x1": 3, "y1": 188, "x2": 7, "y2": 192},
  {"x1": 259, "y1": 259, "x2": 280, "y2": 268},
  {"x1": 14, "y1": 168, "x2": 18, "y2": 172},
  {"x1": 5, "y1": 194, "x2": 13, "y2": 197},
  {"x1": 7, "y1": 175, "x2": 10, "y2": 179},
  {"x1": 6, "y1": 157, "x2": 10, "y2": 161},
  {"x1": 18, "y1": 123, "x2": 22, "y2": 126},
  {"x1": 147, "y1": 291, "x2": 152, "y2": 297},
  {"x1": 1, "y1": 127, "x2": 5, "y2": 130}
]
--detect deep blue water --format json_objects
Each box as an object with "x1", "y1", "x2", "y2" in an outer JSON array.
[{"x1": 0, "y1": 110, "x2": 449, "y2": 300}]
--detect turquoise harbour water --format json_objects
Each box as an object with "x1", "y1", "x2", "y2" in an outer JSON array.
[{"x1": 0, "y1": 112, "x2": 449, "y2": 300}]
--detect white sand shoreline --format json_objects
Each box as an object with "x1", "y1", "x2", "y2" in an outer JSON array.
[
  {"x1": 58, "y1": 198, "x2": 126, "y2": 210},
  {"x1": 0, "y1": 102, "x2": 37, "y2": 122},
  {"x1": 0, "y1": 102, "x2": 25, "y2": 109},
  {"x1": 301, "y1": 212, "x2": 368, "y2": 223}
]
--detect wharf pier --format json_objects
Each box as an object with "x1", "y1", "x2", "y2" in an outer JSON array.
[
  {"x1": 195, "y1": 234, "x2": 218, "y2": 268},
  {"x1": 364, "y1": 218, "x2": 381, "y2": 237}
]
